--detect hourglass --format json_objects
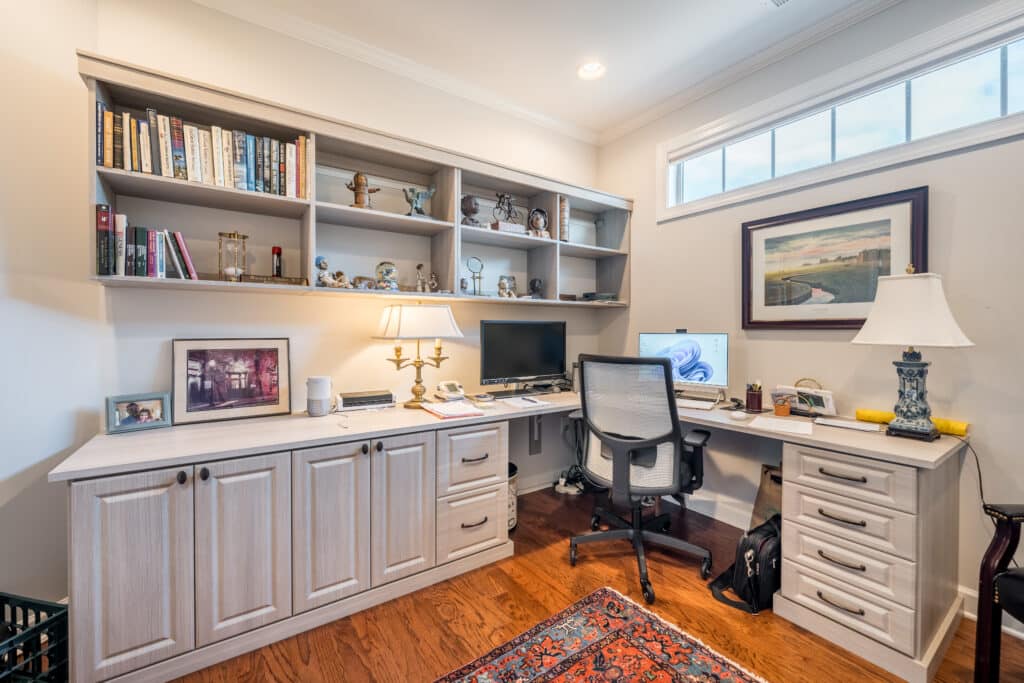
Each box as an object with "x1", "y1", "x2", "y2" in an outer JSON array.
[{"x1": 218, "y1": 231, "x2": 248, "y2": 281}]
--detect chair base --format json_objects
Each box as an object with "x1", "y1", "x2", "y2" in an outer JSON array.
[{"x1": 569, "y1": 502, "x2": 712, "y2": 604}]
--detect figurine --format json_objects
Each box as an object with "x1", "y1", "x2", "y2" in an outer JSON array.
[
  {"x1": 428, "y1": 271, "x2": 440, "y2": 292},
  {"x1": 493, "y1": 193, "x2": 521, "y2": 224},
  {"x1": 334, "y1": 271, "x2": 353, "y2": 288},
  {"x1": 315, "y1": 256, "x2": 337, "y2": 287},
  {"x1": 461, "y1": 194, "x2": 481, "y2": 226},
  {"x1": 346, "y1": 171, "x2": 380, "y2": 209},
  {"x1": 352, "y1": 276, "x2": 376, "y2": 289},
  {"x1": 528, "y1": 209, "x2": 550, "y2": 238},
  {"x1": 498, "y1": 274, "x2": 517, "y2": 298},
  {"x1": 415, "y1": 263, "x2": 427, "y2": 293},
  {"x1": 528, "y1": 278, "x2": 543, "y2": 298},
  {"x1": 460, "y1": 277, "x2": 469, "y2": 293},
  {"x1": 375, "y1": 261, "x2": 399, "y2": 290},
  {"x1": 403, "y1": 187, "x2": 435, "y2": 217}
]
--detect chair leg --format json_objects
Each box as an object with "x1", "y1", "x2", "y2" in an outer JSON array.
[{"x1": 975, "y1": 520, "x2": 1021, "y2": 683}]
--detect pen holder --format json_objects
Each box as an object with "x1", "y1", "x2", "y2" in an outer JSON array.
[{"x1": 746, "y1": 389, "x2": 763, "y2": 412}]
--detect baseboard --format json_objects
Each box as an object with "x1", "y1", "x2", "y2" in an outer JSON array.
[
  {"x1": 959, "y1": 584, "x2": 1024, "y2": 640},
  {"x1": 679, "y1": 490, "x2": 751, "y2": 530},
  {"x1": 516, "y1": 468, "x2": 562, "y2": 495}
]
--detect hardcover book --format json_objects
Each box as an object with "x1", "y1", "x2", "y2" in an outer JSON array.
[
  {"x1": 112, "y1": 114, "x2": 124, "y2": 170},
  {"x1": 278, "y1": 141, "x2": 286, "y2": 196},
  {"x1": 125, "y1": 226, "x2": 135, "y2": 275},
  {"x1": 147, "y1": 229, "x2": 157, "y2": 277},
  {"x1": 255, "y1": 136, "x2": 264, "y2": 193},
  {"x1": 96, "y1": 101, "x2": 106, "y2": 166},
  {"x1": 169, "y1": 117, "x2": 188, "y2": 180},
  {"x1": 216, "y1": 126, "x2": 232, "y2": 188},
  {"x1": 155, "y1": 230, "x2": 166, "y2": 278},
  {"x1": 139, "y1": 121, "x2": 153, "y2": 174},
  {"x1": 210, "y1": 126, "x2": 224, "y2": 187},
  {"x1": 102, "y1": 109, "x2": 114, "y2": 168},
  {"x1": 297, "y1": 135, "x2": 307, "y2": 199},
  {"x1": 121, "y1": 112, "x2": 132, "y2": 170},
  {"x1": 157, "y1": 115, "x2": 173, "y2": 178},
  {"x1": 262, "y1": 137, "x2": 271, "y2": 193},
  {"x1": 95, "y1": 204, "x2": 112, "y2": 275},
  {"x1": 162, "y1": 229, "x2": 185, "y2": 278},
  {"x1": 135, "y1": 228, "x2": 148, "y2": 276},
  {"x1": 129, "y1": 117, "x2": 140, "y2": 172},
  {"x1": 232, "y1": 130, "x2": 247, "y2": 191},
  {"x1": 270, "y1": 138, "x2": 279, "y2": 196},
  {"x1": 285, "y1": 142, "x2": 296, "y2": 198},
  {"x1": 246, "y1": 134, "x2": 256, "y2": 192},
  {"x1": 146, "y1": 108, "x2": 162, "y2": 176},
  {"x1": 114, "y1": 214, "x2": 127, "y2": 276},
  {"x1": 198, "y1": 128, "x2": 215, "y2": 185},
  {"x1": 174, "y1": 231, "x2": 199, "y2": 280},
  {"x1": 184, "y1": 124, "x2": 202, "y2": 182}
]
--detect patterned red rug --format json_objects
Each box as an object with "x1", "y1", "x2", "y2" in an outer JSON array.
[{"x1": 436, "y1": 586, "x2": 767, "y2": 682}]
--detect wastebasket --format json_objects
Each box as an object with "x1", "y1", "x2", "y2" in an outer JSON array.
[{"x1": 508, "y1": 462, "x2": 519, "y2": 532}]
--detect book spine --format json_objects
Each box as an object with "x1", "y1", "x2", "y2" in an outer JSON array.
[
  {"x1": 157, "y1": 115, "x2": 173, "y2": 178},
  {"x1": 155, "y1": 231, "x2": 166, "y2": 278},
  {"x1": 279, "y1": 141, "x2": 287, "y2": 196},
  {"x1": 170, "y1": 117, "x2": 188, "y2": 180},
  {"x1": 270, "y1": 139, "x2": 279, "y2": 195},
  {"x1": 163, "y1": 229, "x2": 187, "y2": 279},
  {"x1": 246, "y1": 134, "x2": 256, "y2": 192},
  {"x1": 114, "y1": 214, "x2": 127, "y2": 276},
  {"x1": 121, "y1": 112, "x2": 132, "y2": 170},
  {"x1": 96, "y1": 101, "x2": 106, "y2": 165},
  {"x1": 139, "y1": 121, "x2": 153, "y2": 174},
  {"x1": 263, "y1": 137, "x2": 272, "y2": 193},
  {"x1": 184, "y1": 125, "x2": 202, "y2": 182},
  {"x1": 129, "y1": 117, "x2": 140, "y2": 172},
  {"x1": 220, "y1": 127, "x2": 233, "y2": 188},
  {"x1": 255, "y1": 137, "x2": 264, "y2": 192},
  {"x1": 102, "y1": 109, "x2": 114, "y2": 168},
  {"x1": 297, "y1": 135, "x2": 306, "y2": 199},
  {"x1": 175, "y1": 232, "x2": 199, "y2": 280},
  {"x1": 147, "y1": 230, "x2": 157, "y2": 277},
  {"x1": 112, "y1": 114, "x2": 124, "y2": 170},
  {"x1": 95, "y1": 204, "x2": 111, "y2": 275},
  {"x1": 125, "y1": 226, "x2": 135, "y2": 275},
  {"x1": 232, "y1": 131, "x2": 247, "y2": 190},
  {"x1": 146, "y1": 108, "x2": 162, "y2": 176},
  {"x1": 211, "y1": 126, "x2": 225, "y2": 187},
  {"x1": 198, "y1": 128, "x2": 214, "y2": 185},
  {"x1": 285, "y1": 143, "x2": 296, "y2": 198},
  {"x1": 135, "y1": 227, "x2": 147, "y2": 276}
]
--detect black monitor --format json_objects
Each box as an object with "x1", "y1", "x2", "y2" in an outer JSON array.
[{"x1": 480, "y1": 320, "x2": 566, "y2": 386}]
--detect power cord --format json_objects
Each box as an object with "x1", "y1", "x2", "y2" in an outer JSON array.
[{"x1": 952, "y1": 435, "x2": 1019, "y2": 569}]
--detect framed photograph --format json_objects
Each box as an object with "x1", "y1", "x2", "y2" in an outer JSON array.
[
  {"x1": 742, "y1": 186, "x2": 928, "y2": 329},
  {"x1": 107, "y1": 392, "x2": 172, "y2": 434},
  {"x1": 172, "y1": 338, "x2": 291, "y2": 425}
]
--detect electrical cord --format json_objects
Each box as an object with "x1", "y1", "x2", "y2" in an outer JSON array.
[{"x1": 952, "y1": 435, "x2": 1019, "y2": 569}]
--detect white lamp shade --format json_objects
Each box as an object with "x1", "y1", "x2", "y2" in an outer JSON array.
[
  {"x1": 852, "y1": 273, "x2": 973, "y2": 348},
  {"x1": 374, "y1": 304, "x2": 464, "y2": 340}
]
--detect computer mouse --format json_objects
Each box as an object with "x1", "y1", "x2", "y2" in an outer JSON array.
[{"x1": 729, "y1": 411, "x2": 750, "y2": 421}]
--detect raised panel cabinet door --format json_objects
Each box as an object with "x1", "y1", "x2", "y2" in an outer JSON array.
[
  {"x1": 194, "y1": 451, "x2": 292, "y2": 646},
  {"x1": 292, "y1": 441, "x2": 371, "y2": 613},
  {"x1": 70, "y1": 467, "x2": 194, "y2": 683},
  {"x1": 371, "y1": 431, "x2": 436, "y2": 586}
]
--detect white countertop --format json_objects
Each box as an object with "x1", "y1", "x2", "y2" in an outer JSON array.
[{"x1": 49, "y1": 393, "x2": 966, "y2": 482}]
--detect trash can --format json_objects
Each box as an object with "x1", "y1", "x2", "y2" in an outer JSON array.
[
  {"x1": 508, "y1": 462, "x2": 519, "y2": 532},
  {"x1": 0, "y1": 592, "x2": 68, "y2": 682}
]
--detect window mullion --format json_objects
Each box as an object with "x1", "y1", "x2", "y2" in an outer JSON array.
[
  {"x1": 1001, "y1": 45, "x2": 1009, "y2": 117},
  {"x1": 904, "y1": 80, "x2": 912, "y2": 142}
]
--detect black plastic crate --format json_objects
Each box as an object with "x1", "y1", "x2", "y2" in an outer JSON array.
[{"x1": 0, "y1": 593, "x2": 68, "y2": 682}]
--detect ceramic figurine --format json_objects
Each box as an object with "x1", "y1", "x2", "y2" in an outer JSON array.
[
  {"x1": 346, "y1": 171, "x2": 381, "y2": 209},
  {"x1": 428, "y1": 271, "x2": 440, "y2": 292},
  {"x1": 498, "y1": 274, "x2": 517, "y2": 298},
  {"x1": 335, "y1": 271, "x2": 353, "y2": 288},
  {"x1": 460, "y1": 277, "x2": 469, "y2": 293},
  {"x1": 528, "y1": 208, "x2": 548, "y2": 236},
  {"x1": 403, "y1": 187, "x2": 435, "y2": 217},
  {"x1": 461, "y1": 194, "x2": 481, "y2": 226},
  {"x1": 529, "y1": 278, "x2": 543, "y2": 298},
  {"x1": 415, "y1": 263, "x2": 427, "y2": 293},
  {"x1": 352, "y1": 276, "x2": 376, "y2": 289},
  {"x1": 375, "y1": 261, "x2": 399, "y2": 290},
  {"x1": 315, "y1": 256, "x2": 338, "y2": 287}
]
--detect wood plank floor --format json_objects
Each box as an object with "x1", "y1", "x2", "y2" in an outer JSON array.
[{"x1": 181, "y1": 489, "x2": 1024, "y2": 682}]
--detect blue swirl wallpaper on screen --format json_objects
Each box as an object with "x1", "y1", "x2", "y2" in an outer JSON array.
[{"x1": 638, "y1": 333, "x2": 728, "y2": 387}]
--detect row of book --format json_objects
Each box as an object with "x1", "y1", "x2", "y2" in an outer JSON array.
[
  {"x1": 96, "y1": 204, "x2": 199, "y2": 280},
  {"x1": 95, "y1": 103, "x2": 310, "y2": 198}
]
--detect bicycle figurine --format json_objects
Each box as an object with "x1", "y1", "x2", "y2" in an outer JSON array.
[{"x1": 493, "y1": 192, "x2": 521, "y2": 224}]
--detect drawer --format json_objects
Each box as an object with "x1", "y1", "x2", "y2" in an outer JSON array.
[
  {"x1": 437, "y1": 484, "x2": 508, "y2": 564},
  {"x1": 783, "y1": 444, "x2": 917, "y2": 513},
  {"x1": 436, "y1": 422, "x2": 508, "y2": 497},
  {"x1": 783, "y1": 522, "x2": 917, "y2": 608},
  {"x1": 782, "y1": 483, "x2": 917, "y2": 560},
  {"x1": 782, "y1": 560, "x2": 915, "y2": 656}
]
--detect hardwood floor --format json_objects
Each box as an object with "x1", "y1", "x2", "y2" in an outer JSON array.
[{"x1": 180, "y1": 489, "x2": 1024, "y2": 682}]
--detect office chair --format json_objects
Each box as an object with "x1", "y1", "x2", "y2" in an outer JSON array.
[
  {"x1": 569, "y1": 354, "x2": 712, "y2": 604},
  {"x1": 975, "y1": 503, "x2": 1024, "y2": 682}
]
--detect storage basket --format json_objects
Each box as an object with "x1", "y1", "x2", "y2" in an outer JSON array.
[{"x1": 0, "y1": 593, "x2": 68, "y2": 682}]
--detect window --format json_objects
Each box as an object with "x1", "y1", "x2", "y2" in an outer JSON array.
[{"x1": 666, "y1": 34, "x2": 1024, "y2": 211}]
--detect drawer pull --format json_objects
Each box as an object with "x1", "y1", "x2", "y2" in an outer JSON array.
[
  {"x1": 818, "y1": 467, "x2": 868, "y2": 484},
  {"x1": 817, "y1": 507, "x2": 867, "y2": 527},
  {"x1": 817, "y1": 549, "x2": 867, "y2": 572},
  {"x1": 461, "y1": 453, "x2": 490, "y2": 464},
  {"x1": 460, "y1": 516, "x2": 489, "y2": 529},
  {"x1": 816, "y1": 590, "x2": 866, "y2": 616}
]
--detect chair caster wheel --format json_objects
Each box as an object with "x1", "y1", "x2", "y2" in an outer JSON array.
[
  {"x1": 590, "y1": 514, "x2": 600, "y2": 531},
  {"x1": 700, "y1": 556, "x2": 713, "y2": 580},
  {"x1": 569, "y1": 544, "x2": 578, "y2": 567},
  {"x1": 641, "y1": 581, "x2": 655, "y2": 604}
]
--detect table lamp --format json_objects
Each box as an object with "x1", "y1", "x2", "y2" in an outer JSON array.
[
  {"x1": 852, "y1": 267, "x2": 972, "y2": 441},
  {"x1": 375, "y1": 304, "x2": 463, "y2": 408}
]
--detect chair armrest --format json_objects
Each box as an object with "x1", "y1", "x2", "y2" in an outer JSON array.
[
  {"x1": 683, "y1": 429, "x2": 711, "y2": 449},
  {"x1": 984, "y1": 504, "x2": 1024, "y2": 523}
]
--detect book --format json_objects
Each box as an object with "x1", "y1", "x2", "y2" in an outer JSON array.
[
  {"x1": 232, "y1": 131, "x2": 247, "y2": 190},
  {"x1": 198, "y1": 128, "x2": 214, "y2": 185},
  {"x1": 174, "y1": 231, "x2": 198, "y2": 280},
  {"x1": 297, "y1": 135, "x2": 306, "y2": 199},
  {"x1": 146, "y1": 108, "x2": 162, "y2": 177},
  {"x1": 279, "y1": 141, "x2": 287, "y2": 196},
  {"x1": 184, "y1": 124, "x2": 202, "y2": 182},
  {"x1": 262, "y1": 137, "x2": 271, "y2": 193},
  {"x1": 157, "y1": 115, "x2": 173, "y2": 178},
  {"x1": 285, "y1": 142, "x2": 296, "y2": 198},
  {"x1": 114, "y1": 214, "x2": 127, "y2": 276},
  {"x1": 220, "y1": 127, "x2": 234, "y2": 188},
  {"x1": 245, "y1": 134, "x2": 256, "y2": 192},
  {"x1": 129, "y1": 117, "x2": 140, "y2": 172},
  {"x1": 95, "y1": 204, "x2": 112, "y2": 275},
  {"x1": 255, "y1": 136, "x2": 264, "y2": 192},
  {"x1": 162, "y1": 229, "x2": 186, "y2": 279},
  {"x1": 147, "y1": 230, "x2": 157, "y2": 277},
  {"x1": 96, "y1": 101, "x2": 106, "y2": 166},
  {"x1": 135, "y1": 227, "x2": 148, "y2": 276},
  {"x1": 211, "y1": 126, "x2": 225, "y2": 187},
  {"x1": 270, "y1": 139, "x2": 279, "y2": 195},
  {"x1": 169, "y1": 117, "x2": 187, "y2": 180},
  {"x1": 121, "y1": 112, "x2": 132, "y2": 170},
  {"x1": 102, "y1": 109, "x2": 114, "y2": 168},
  {"x1": 155, "y1": 230, "x2": 166, "y2": 278},
  {"x1": 125, "y1": 226, "x2": 135, "y2": 275},
  {"x1": 112, "y1": 114, "x2": 124, "y2": 170},
  {"x1": 139, "y1": 121, "x2": 153, "y2": 174}
]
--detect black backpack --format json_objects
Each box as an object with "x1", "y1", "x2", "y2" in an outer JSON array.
[{"x1": 708, "y1": 514, "x2": 781, "y2": 614}]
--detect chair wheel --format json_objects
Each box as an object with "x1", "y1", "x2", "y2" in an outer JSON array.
[
  {"x1": 590, "y1": 514, "x2": 600, "y2": 531},
  {"x1": 641, "y1": 581, "x2": 655, "y2": 604},
  {"x1": 700, "y1": 556, "x2": 713, "y2": 580},
  {"x1": 569, "y1": 544, "x2": 578, "y2": 567}
]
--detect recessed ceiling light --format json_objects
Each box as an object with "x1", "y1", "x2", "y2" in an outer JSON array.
[{"x1": 577, "y1": 61, "x2": 606, "y2": 80}]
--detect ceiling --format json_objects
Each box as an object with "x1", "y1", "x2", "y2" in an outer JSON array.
[{"x1": 196, "y1": 0, "x2": 898, "y2": 144}]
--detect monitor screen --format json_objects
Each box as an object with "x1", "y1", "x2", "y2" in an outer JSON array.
[
  {"x1": 480, "y1": 321, "x2": 566, "y2": 385},
  {"x1": 637, "y1": 332, "x2": 729, "y2": 388}
]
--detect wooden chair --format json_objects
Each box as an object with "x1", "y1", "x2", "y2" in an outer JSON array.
[{"x1": 975, "y1": 503, "x2": 1024, "y2": 682}]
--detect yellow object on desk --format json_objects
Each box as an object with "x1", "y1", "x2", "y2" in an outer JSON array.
[{"x1": 855, "y1": 408, "x2": 969, "y2": 437}]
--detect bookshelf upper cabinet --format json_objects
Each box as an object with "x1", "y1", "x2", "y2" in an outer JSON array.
[{"x1": 81, "y1": 51, "x2": 631, "y2": 309}]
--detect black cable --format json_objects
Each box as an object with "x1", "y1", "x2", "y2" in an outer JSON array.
[{"x1": 952, "y1": 435, "x2": 1019, "y2": 569}]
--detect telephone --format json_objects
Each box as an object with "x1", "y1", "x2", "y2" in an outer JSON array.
[{"x1": 435, "y1": 380, "x2": 465, "y2": 402}]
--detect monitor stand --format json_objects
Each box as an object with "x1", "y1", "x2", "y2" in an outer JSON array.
[{"x1": 489, "y1": 387, "x2": 539, "y2": 399}]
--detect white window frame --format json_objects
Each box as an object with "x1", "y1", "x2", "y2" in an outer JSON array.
[{"x1": 656, "y1": 0, "x2": 1024, "y2": 224}]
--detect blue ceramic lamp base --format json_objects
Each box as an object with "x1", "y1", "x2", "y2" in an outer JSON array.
[{"x1": 887, "y1": 348, "x2": 940, "y2": 441}]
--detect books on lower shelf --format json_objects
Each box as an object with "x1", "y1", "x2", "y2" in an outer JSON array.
[
  {"x1": 95, "y1": 101, "x2": 309, "y2": 198},
  {"x1": 94, "y1": 203, "x2": 197, "y2": 280}
]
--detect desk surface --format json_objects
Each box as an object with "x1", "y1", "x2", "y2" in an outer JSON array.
[{"x1": 50, "y1": 393, "x2": 965, "y2": 482}]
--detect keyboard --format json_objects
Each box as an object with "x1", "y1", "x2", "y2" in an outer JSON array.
[
  {"x1": 814, "y1": 416, "x2": 882, "y2": 432},
  {"x1": 676, "y1": 398, "x2": 717, "y2": 411}
]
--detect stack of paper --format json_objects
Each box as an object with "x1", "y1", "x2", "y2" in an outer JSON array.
[
  {"x1": 421, "y1": 401, "x2": 484, "y2": 419},
  {"x1": 498, "y1": 396, "x2": 551, "y2": 409}
]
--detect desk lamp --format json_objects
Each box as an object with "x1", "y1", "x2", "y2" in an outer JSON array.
[
  {"x1": 852, "y1": 267, "x2": 972, "y2": 440},
  {"x1": 375, "y1": 304, "x2": 463, "y2": 408}
]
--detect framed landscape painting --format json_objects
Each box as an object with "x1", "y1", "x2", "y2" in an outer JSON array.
[{"x1": 742, "y1": 187, "x2": 928, "y2": 329}]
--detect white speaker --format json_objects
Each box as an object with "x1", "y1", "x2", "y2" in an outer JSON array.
[{"x1": 306, "y1": 376, "x2": 332, "y2": 417}]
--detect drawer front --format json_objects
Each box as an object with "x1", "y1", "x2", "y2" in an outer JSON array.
[
  {"x1": 783, "y1": 444, "x2": 917, "y2": 513},
  {"x1": 783, "y1": 522, "x2": 917, "y2": 608},
  {"x1": 437, "y1": 422, "x2": 508, "y2": 497},
  {"x1": 782, "y1": 483, "x2": 917, "y2": 560},
  {"x1": 782, "y1": 560, "x2": 916, "y2": 656},
  {"x1": 437, "y1": 484, "x2": 508, "y2": 564}
]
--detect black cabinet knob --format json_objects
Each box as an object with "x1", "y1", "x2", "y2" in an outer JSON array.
[
  {"x1": 376, "y1": 441, "x2": 384, "y2": 452},
  {"x1": 199, "y1": 467, "x2": 210, "y2": 481},
  {"x1": 361, "y1": 443, "x2": 369, "y2": 455},
  {"x1": 176, "y1": 471, "x2": 187, "y2": 485}
]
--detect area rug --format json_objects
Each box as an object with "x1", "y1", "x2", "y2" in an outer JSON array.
[{"x1": 436, "y1": 586, "x2": 767, "y2": 682}]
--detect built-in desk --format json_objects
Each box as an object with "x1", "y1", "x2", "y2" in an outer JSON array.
[{"x1": 51, "y1": 395, "x2": 965, "y2": 683}]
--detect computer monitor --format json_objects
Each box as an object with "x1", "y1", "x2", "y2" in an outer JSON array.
[
  {"x1": 480, "y1": 320, "x2": 566, "y2": 386},
  {"x1": 637, "y1": 332, "x2": 729, "y2": 389}
]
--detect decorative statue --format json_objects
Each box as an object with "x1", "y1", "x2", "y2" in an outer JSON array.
[
  {"x1": 461, "y1": 194, "x2": 481, "y2": 226},
  {"x1": 334, "y1": 271, "x2": 353, "y2": 288},
  {"x1": 315, "y1": 256, "x2": 337, "y2": 287},
  {"x1": 528, "y1": 208, "x2": 550, "y2": 239},
  {"x1": 415, "y1": 264, "x2": 427, "y2": 293},
  {"x1": 460, "y1": 277, "x2": 469, "y2": 293},
  {"x1": 428, "y1": 271, "x2": 440, "y2": 292},
  {"x1": 403, "y1": 187, "x2": 435, "y2": 217},
  {"x1": 528, "y1": 278, "x2": 543, "y2": 298},
  {"x1": 352, "y1": 276, "x2": 376, "y2": 289},
  {"x1": 493, "y1": 192, "x2": 521, "y2": 224},
  {"x1": 375, "y1": 261, "x2": 399, "y2": 290},
  {"x1": 346, "y1": 171, "x2": 380, "y2": 209},
  {"x1": 498, "y1": 274, "x2": 517, "y2": 298}
]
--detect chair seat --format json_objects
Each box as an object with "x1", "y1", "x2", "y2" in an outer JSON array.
[{"x1": 996, "y1": 569, "x2": 1024, "y2": 621}]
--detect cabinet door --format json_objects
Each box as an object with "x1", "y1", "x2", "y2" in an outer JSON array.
[
  {"x1": 371, "y1": 431, "x2": 436, "y2": 586},
  {"x1": 70, "y1": 467, "x2": 194, "y2": 682},
  {"x1": 292, "y1": 441, "x2": 371, "y2": 613},
  {"x1": 195, "y1": 451, "x2": 291, "y2": 646}
]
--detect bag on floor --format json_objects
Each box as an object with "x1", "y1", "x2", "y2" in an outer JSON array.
[{"x1": 708, "y1": 514, "x2": 781, "y2": 614}]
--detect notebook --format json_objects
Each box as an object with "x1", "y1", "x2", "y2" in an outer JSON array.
[{"x1": 421, "y1": 400, "x2": 484, "y2": 419}]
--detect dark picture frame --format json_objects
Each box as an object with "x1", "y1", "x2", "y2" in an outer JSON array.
[
  {"x1": 742, "y1": 186, "x2": 928, "y2": 329},
  {"x1": 106, "y1": 392, "x2": 172, "y2": 434},
  {"x1": 172, "y1": 338, "x2": 291, "y2": 425}
]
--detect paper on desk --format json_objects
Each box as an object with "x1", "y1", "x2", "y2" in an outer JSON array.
[
  {"x1": 498, "y1": 396, "x2": 551, "y2": 409},
  {"x1": 749, "y1": 416, "x2": 813, "y2": 435}
]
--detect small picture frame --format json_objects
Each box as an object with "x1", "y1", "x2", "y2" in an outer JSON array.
[{"x1": 106, "y1": 392, "x2": 172, "y2": 434}]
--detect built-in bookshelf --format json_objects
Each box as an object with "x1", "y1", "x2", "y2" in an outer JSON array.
[{"x1": 83, "y1": 50, "x2": 631, "y2": 308}]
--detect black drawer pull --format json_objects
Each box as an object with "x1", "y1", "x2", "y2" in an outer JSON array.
[
  {"x1": 818, "y1": 467, "x2": 868, "y2": 484},
  {"x1": 817, "y1": 507, "x2": 867, "y2": 527},
  {"x1": 199, "y1": 467, "x2": 210, "y2": 481},
  {"x1": 460, "y1": 516, "x2": 488, "y2": 530},
  {"x1": 816, "y1": 590, "x2": 866, "y2": 616},
  {"x1": 376, "y1": 441, "x2": 383, "y2": 452},
  {"x1": 176, "y1": 471, "x2": 188, "y2": 485},
  {"x1": 361, "y1": 443, "x2": 369, "y2": 455},
  {"x1": 461, "y1": 453, "x2": 490, "y2": 464},
  {"x1": 817, "y1": 549, "x2": 867, "y2": 572}
]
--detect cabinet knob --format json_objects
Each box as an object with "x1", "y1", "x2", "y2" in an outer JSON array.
[
  {"x1": 376, "y1": 441, "x2": 384, "y2": 452},
  {"x1": 199, "y1": 467, "x2": 210, "y2": 481},
  {"x1": 176, "y1": 471, "x2": 187, "y2": 485},
  {"x1": 361, "y1": 443, "x2": 369, "y2": 455}
]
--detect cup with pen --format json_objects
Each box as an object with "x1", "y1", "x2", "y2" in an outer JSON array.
[{"x1": 746, "y1": 381, "x2": 763, "y2": 412}]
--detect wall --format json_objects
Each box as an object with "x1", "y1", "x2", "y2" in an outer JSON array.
[
  {"x1": 597, "y1": 0, "x2": 1022, "y2": 619},
  {"x1": 0, "y1": 0, "x2": 600, "y2": 599}
]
